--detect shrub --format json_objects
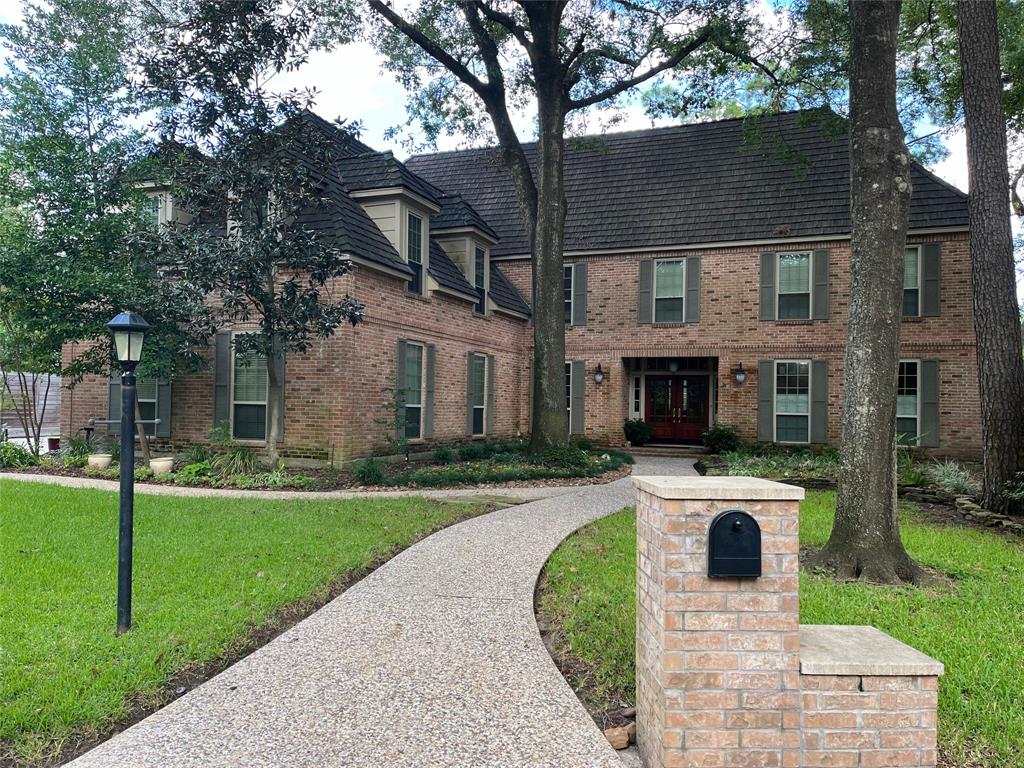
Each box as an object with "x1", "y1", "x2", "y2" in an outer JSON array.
[
  {"x1": 210, "y1": 444, "x2": 259, "y2": 476},
  {"x1": 540, "y1": 444, "x2": 591, "y2": 471},
  {"x1": 186, "y1": 444, "x2": 212, "y2": 464},
  {"x1": 354, "y1": 457, "x2": 387, "y2": 485},
  {"x1": 134, "y1": 467, "x2": 154, "y2": 482},
  {"x1": 570, "y1": 436, "x2": 595, "y2": 452},
  {"x1": 623, "y1": 418, "x2": 653, "y2": 447},
  {"x1": 174, "y1": 461, "x2": 215, "y2": 486},
  {"x1": 1004, "y1": 472, "x2": 1024, "y2": 502},
  {"x1": 897, "y1": 452, "x2": 928, "y2": 487},
  {"x1": 0, "y1": 441, "x2": 38, "y2": 468},
  {"x1": 432, "y1": 445, "x2": 454, "y2": 464},
  {"x1": 457, "y1": 443, "x2": 486, "y2": 462},
  {"x1": 720, "y1": 445, "x2": 839, "y2": 480},
  {"x1": 927, "y1": 459, "x2": 981, "y2": 497},
  {"x1": 490, "y1": 451, "x2": 528, "y2": 465},
  {"x1": 702, "y1": 424, "x2": 740, "y2": 454}
]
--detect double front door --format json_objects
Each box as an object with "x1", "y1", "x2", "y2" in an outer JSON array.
[{"x1": 645, "y1": 375, "x2": 710, "y2": 443}]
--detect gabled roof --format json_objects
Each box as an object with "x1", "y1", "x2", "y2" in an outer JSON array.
[
  {"x1": 427, "y1": 240, "x2": 475, "y2": 296},
  {"x1": 433, "y1": 194, "x2": 499, "y2": 240},
  {"x1": 338, "y1": 151, "x2": 444, "y2": 206},
  {"x1": 489, "y1": 263, "x2": 531, "y2": 316},
  {"x1": 296, "y1": 110, "x2": 377, "y2": 158},
  {"x1": 405, "y1": 110, "x2": 970, "y2": 258}
]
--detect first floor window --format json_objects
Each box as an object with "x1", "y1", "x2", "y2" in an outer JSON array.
[
  {"x1": 233, "y1": 345, "x2": 268, "y2": 440},
  {"x1": 654, "y1": 259, "x2": 685, "y2": 323},
  {"x1": 775, "y1": 360, "x2": 809, "y2": 443},
  {"x1": 564, "y1": 265, "x2": 574, "y2": 324},
  {"x1": 403, "y1": 343, "x2": 423, "y2": 439},
  {"x1": 903, "y1": 246, "x2": 921, "y2": 317},
  {"x1": 136, "y1": 378, "x2": 158, "y2": 436},
  {"x1": 474, "y1": 246, "x2": 487, "y2": 314},
  {"x1": 565, "y1": 361, "x2": 573, "y2": 432},
  {"x1": 897, "y1": 360, "x2": 919, "y2": 442},
  {"x1": 407, "y1": 212, "x2": 423, "y2": 294},
  {"x1": 632, "y1": 375, "x2": 642, "y2": 418},
  {"x1": 777, "y1": 252, "x2": 811, "y2": 319},
  {"x1": 470, "y1": 353, "x2": 486, "y2": 435}
]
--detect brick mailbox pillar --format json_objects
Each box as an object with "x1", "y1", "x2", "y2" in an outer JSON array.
[{"x1": 634, "y1": 475, "x2": 805, "y2": 768}]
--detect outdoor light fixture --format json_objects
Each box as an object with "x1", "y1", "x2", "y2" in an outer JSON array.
[
  {"x1": 106, "y1": 311, "x2": 149, "y2": 634},
  {"x1": 734, "y1": 363, "x2": 747, "y2": 385},
  {"x1": 594, "y1": 363, "x2": 604, "y2": 385},
  {"x1": 668, "y1": 360, "x2": 680, "y2": 373}
]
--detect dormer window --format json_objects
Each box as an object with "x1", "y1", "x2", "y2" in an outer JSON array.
[
  {"x1": 474, "y1": 245, "x2": 486, "y2": 314},
  {"x1": 407, "y1": 212, "x2": 423, "y2": 294},
  {"x1": 144, "y1": 192, "x2": 170, "y2": 231}
]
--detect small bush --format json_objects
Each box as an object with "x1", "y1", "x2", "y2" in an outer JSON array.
[
  {"x1": 134, "y1": 467, "x2": 154, "y2": 482},
  {"x1": 354, "y1": 457, "x2": 387, "y2": 485},
  {"x1": 571, "y1": 436, "x2": 595, "y2": 452},
  {"x1": 490, "y1": 451, "x2": 528, "y2": 465},
  {"x1": 703, "y1": 424, "x2": 740, "y2": 454},
  {"x1": 174, "y1": 461, "x2": 215, "y2": 486},
  {"x1": 540, "y1": 444, "x2": 591, "y2": 471},
  {"x1": 457, "y1": 443, "x2": 486, "y2": 462},
  {"x1": 1004, "y1": 472, "x2": 1024, "y2": 502},
  {"x1": 720, "y1": 445, "x2": 839, "y2": 480},
  {"x1": 897, "y1": 452, "x2": 928, "y2": 487},
  {"x1": 210, "y1": 444, "x2": 259, "y2": 476},
  {"x1": 623, "y1": 418, "x2": 653, "y2": 447},
  {"x1": 0, "y1": 442, "x2": 38, "y2": 468},
  {"x1": 927, "y1": 459, "x2": 980, "y2": 497},
  {"x1": 432, "y1": 445, "x2": 454, "y2": 464},
  {"x1": 186, "y1": 444, "x2": 212, "y2": 464}
]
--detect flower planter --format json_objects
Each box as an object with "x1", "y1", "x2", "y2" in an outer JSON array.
[
  {"x1": 149, "y1": 457, "x2": 175, "y2": 476},
  {"x1": 87, "y1": 454, "x2": 112, "y2": 469}
]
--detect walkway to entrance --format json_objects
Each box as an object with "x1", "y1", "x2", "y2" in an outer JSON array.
[{"x1": 66, "y1": 457, "x2": 698, "y2": 768}]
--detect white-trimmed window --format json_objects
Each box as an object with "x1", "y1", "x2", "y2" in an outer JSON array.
[
  {"x1": 403, "y1": 342, "x2": 424, "y2": 439},
  {"x1": 774, "y1": 360, "x2": 810, "y2": 443},
  {"x1": 897, "y1": 360, "x2": 919, "y2": 443},
  {"x1": 632, "y1": 375, "x2": 642, "y2": 419},
  {"x1": 777, "y1": 252, "x2": 812, "y2": 320},
  {"x1": 407, "y1": 212, "x2": 423, "y2": 295},
  {"x1": 144, "y1": 192, "x2": 170, "y2": 231},
  {"x1": 232, "y1": 340, "x2": 268, "y2": 441},
  {"x1": 474, "y1": 245, "x2": 487, "y2": 314},
  {"x1": 470, "y1": 353, "x2": 487, "y2": 436},
  {"x1": 903, "y1": 246, "x2": 921, "y2": 317},
  {"x1": 565, "y1": 361, "x2": 573, "y2": 432},
  {"x1": 136, "y1": 378, "x2": 159, "y2": 436},
  {"x1": 564, "y1": 265, "x2": 574, "y2": 324},
  {"x1": 654, "y1": 259, "x2": 686, "y2": 323}
]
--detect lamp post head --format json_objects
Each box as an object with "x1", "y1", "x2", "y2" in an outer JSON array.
[{"x1": 106, "y1": 311, "x2": 150, "y2": 369}]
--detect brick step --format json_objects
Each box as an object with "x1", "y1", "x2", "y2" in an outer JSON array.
[{"x1": 625, "y1": 445, "x2": 708, "y2": 457}]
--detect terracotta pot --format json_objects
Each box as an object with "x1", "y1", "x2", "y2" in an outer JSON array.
[
  {"x1": 149, "y1": 457, "x2": 175, "y2": 475},
  {"x1": 88, "y1": 454, "x2": 112, "y2": 469}
]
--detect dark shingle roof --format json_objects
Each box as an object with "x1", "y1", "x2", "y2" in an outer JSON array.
[
  {"x1": 338, "y1": 151, "x2": 444, "y2": 206},
  {"x1": 433, "y1": 194, "x2": 499, "y2": 240},
  {"x1": 427, "y1": 240, "x2": 475, "y2": 296},
  {"x1": 489, "y1": 263, "x2": 530, "y2": 316},
  {"x1": 406, "y1": 110, "x2": 970, "y2": 258}
]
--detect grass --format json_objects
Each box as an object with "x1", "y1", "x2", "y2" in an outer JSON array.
[
  {"x1": 0, "y1": 479, "x2": 486, "y2": 762},
  {"x1": 537, "y1": 492, "x2": 1024, "y2": 767}
]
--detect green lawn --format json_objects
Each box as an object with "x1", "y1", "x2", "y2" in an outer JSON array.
[
  {"x1": 0, "y1": 480, "x2": 485, "y2": 762},
  {"x1": 537, "y1": 492, "x2": 1024, "y2": 768}
]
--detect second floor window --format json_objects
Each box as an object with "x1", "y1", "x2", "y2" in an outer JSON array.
[
  {"x1": 777, "y1": 252, "x2": 811, "y2": 319},
  {"x1": 564, "y1": 265, "x2": 574, "y2": 324},
  {"x1": 654, "y1": 259, "x2": 686, "y2": 323},
  {"x1": 407, "y1": 213, "x2": 423, "y2": 295},
  {"x1": 474, "y1": 246, "x2": 486, "y2": 314},
  {"x1": 903, "y1": 246, "x2": 921, "y2": 317}
]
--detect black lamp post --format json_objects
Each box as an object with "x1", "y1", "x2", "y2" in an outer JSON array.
[{"x1": 106, "y1": 310, "x2": 149, "y2": 634}]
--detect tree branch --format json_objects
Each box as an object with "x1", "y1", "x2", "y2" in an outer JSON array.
[{"x1": 472, "y1": 1, "x2": 531, "y2": 51}]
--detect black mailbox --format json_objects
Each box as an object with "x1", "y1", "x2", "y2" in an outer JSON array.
[{"x1": 707, "y1": 509, "x2": 761, "y2": 578}]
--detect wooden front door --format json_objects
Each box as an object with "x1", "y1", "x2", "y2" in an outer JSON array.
[{"x1": 645, "y1": 375, "x2": 710, "y2": 443}]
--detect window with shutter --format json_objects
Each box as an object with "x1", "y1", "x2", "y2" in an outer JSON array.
[
  {"x1": 565, "y1": 361, "x2": 572, "y2": 433},
  {"x1": 903, "y1": 246, "x2": 921, "y2": 317},
  {"x1": 654, "y1": 259, "x2": 686, "y2": 323},
  {"x1": 136, "y1": 378, "x2": 158, "y2": 437},
  {"x1": 897, "y1": 360, "x2": 920, "y2": 443},
  {"x1": 777, "y1": 252, "x2": 812, "y2": 319},
  {"x1": 470, "y1": 353, "x2": 486, "y2": 436},
  {"x1": 403, "y1": 342, "x2": 424, "y2": 439},
  {"x1": 774, "y1": 360, "x2": 810, "y2": 443},
  {"x1": 564, "y1": 265, "x2": 574, "y2": 325},
  {"x1": 232, "y1": 338, "x2": 268, "y2": 441}
]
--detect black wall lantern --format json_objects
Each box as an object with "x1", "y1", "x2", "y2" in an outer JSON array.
[
  {"x1": 594, "y1": 363, "x2": 604, "y2": 385},
  {"x1": 707, "y1": 509, "x2": 761, "y2": 578},
  {"x1": 733, "y1": 363, "x2": 747, "y2": 384}
]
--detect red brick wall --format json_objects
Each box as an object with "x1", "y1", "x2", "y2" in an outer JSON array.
[{"x1": 501, "y1": 232, "x2": 980, "y2": 458}]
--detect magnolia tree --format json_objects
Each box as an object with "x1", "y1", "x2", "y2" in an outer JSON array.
[{"x1": 353, "y1": 0, "x2": 756, "y2": 452}]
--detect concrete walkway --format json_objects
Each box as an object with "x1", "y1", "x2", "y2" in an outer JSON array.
[{"x1": 66, "y1": 457, "x2": 696, "y2": 768}]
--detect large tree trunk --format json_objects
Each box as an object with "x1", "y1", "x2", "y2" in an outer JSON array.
[
  {"x1": 265, "y1": 334, "x2": 282, "y2": 466},
  {"x1": 957, "y1": 0, "x2": 1024, "y2": 516},
  {"x1": 811, "y1": 0, "x2": 920, "y2": 583}
]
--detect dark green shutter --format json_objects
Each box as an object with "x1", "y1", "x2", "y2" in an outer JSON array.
[
  {"x1": 812, "y1": 250, "x2": 830, "y2": 320},
  {"x1": 570, "y1": 360, "x2": 585, "y2": 435},
  {"x1": 213, "y1": 332, "x2": 231, "y2": 429},
  {"x1": 920, "y1": 359, "x2": 940, "y2": 448},
  {"x1": 486, "y1": 354, "x2": 496, "y2": 434},
  {"x1": 396, "y1": 339, "x2": 407, "y2": 441},
  {"x1": 637, "y1": 260, "x2": 653, "y2": 324},
  {"x1": 760, "y1": 253, "x2": 776, "y2": 321},
  {"x1": 922, "y1": 243, "x2": 941, "y2": 316},
  {"x1": 685, "y1": 256, "x2": 701, "y2": 323},
  {"x1": 810, "y1": 360, "x2": 828, "y2": 443},
  {"x1": 156, "y1": 381, "x2": 171, "y2": 438},
  {"x1": 465, "y1": 351, "x2": 475, "y2": 436},
  {"x1": 108, "y1": 372, "x2": 121, "y2": 435},
  {"x1": 424, "y1": 344, "x2": 435, "y2": 439},
  {"x1": 273, "y1": 350, "x2": 285, "y2": 438},
  {"x1": 572, "y1": 263, "x2": 588, "y2": 326},
  {"x1": 757, "y1": 360, "x2": 774, "y2": 442}
]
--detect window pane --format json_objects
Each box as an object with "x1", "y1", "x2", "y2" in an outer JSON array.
[
  {"x1": 778, "y1": 253, "x2": 810, "y2": 293},
  {"x1": 902, "y1": 288, "x2": 919, "y2": 317},
  {"x1": 655, "y1": 260, "x2": 684, "y2": 298},
  {"x1": 136, "y1": 378, "x2": 157, "y2": 402},
  {"x1": 471, "y1": 355, "x2": 486, "y2": 407},
  {"x1": 776, "y1": 393, "x2": 809, "y2": 413},
  {"x1": 654, "y1": 297, "x2": 683, "y2": 323},
  {"x1": 408, "y1": 261, "x2": 422, "y2": 294},
  {"x1": 404, "y1": 405, "x2": 421, "y2": 439},
  {"x1": 897, "y1": 395, "x2": 918, "y2": 418},
  {"x1": 904, "y1": 248, "x2": 919, "y2": 289},
  {"x1": 139, "y1": 401, "x2": 157, "y2": 436},
  {"x1": 897, "y1": 361, "x2": 918, "y2": 418},
  {"x1": 404, "y1": 345, "x2": 422, "y2": 405},
  {"x1": 776, "y1": 414, "x2": 809, "y2": 442},
  {"x1": 778, "y1": 293, "x2": 810, "y2": 319},
  {"x1": 145, "y1": 195, "x2": 162, "y2": 230},
  {"x1": 896, "y1": 417, "x2": 918, "y2": 442},
  {"x1": 475, "y1": 248, "x2": 486, "y2": 314},
  {"x1": 407, "y1": 214, "x2": 422, "y2": 264},
  {"x1": 233, "y1": 404, "x2": 266, "y2": 440},
  {"x1": 472, "y1": 407, "x2": 484, "y2": 435},
  {"x1": 234, "y1": 352, "x2": 268, "y2": 403},
  {"x1": 775, "y1": 361, "x2": 809, "y2": 415},
  {"x1": 564, "y1": 265, "x2": 573, "y2": 324}
]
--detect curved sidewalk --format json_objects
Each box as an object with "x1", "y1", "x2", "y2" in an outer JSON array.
[{"x1": 66, "y1": 456, "x2": 695, "y2": 768}]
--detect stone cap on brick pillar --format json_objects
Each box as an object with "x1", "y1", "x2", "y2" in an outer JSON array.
[
  {"x1": 800, "y1": 624, "x2": 945, "y2": 676},
  {"x1": 632, "y1": 475, "x2": 806, "y2": 500}
]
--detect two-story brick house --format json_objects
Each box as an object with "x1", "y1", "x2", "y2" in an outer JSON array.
[{"x1": 61, "y1": 110, "x2": 980, "y2": 460}]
